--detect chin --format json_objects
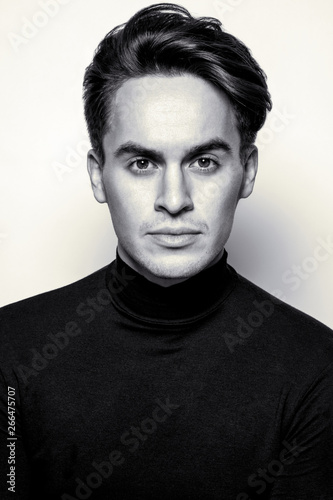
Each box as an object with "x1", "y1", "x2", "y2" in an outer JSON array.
[{"x1": 135, "y1": 251, "x2": 213, "y2": 280}]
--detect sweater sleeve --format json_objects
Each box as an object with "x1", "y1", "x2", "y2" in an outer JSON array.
[{"x1": 268, "y1": 361, "x2": 333, "y2": 500}]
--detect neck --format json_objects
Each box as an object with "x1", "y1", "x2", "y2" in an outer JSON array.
[
  {"x1": 117, "y1": 246, "x2": 225, "y2": 287},
  {"x1": 106, "y1": 249, "x2": 236, "y2": 325}
]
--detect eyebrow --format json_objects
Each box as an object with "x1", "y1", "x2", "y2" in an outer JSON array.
[{"x1": 113, "y1": 138, "x2": 232, "y2": 163}]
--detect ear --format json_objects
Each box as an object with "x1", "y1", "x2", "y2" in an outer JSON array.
[
  {"x1": 87, "y1": 149, "x2": 107, "y2": 204},
  {"x1": 239, "y1": 145, "x2": 258, "y2": 199}
]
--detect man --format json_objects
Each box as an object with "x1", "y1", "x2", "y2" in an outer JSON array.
[{"x1": 1, "y1": 3, "x2": 332, "y2": 499}]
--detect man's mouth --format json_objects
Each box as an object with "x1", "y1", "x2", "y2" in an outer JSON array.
[
  {"x1": 148, "y1": 227, "x2": 201, "y2": 247},
  {"x1": 149, "y1": 226, "x2": 201, "y2": 235}
]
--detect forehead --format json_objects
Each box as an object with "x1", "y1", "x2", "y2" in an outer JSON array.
[{"x1": 104, "y1": 74, "x2": 240, "y2": 154}]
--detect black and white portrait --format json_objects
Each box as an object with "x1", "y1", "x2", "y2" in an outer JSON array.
[{"x1": 1, "y1": 1, "x2": 333, "y2": 498}]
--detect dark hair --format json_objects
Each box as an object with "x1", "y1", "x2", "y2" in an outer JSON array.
[{"x1": 83, "y1": 3, "x2": 272, "y2": 164}]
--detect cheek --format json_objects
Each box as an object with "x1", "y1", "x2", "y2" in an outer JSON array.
[
  {"x1": 193, "y1": 175, "x2": 242, "y2": 220},
  {"x1": 104, "y1": 175, "x2": 151, "y2": 229},
  {"x1": 103, "y1": 177, "x2": 127, "y2": 227}
]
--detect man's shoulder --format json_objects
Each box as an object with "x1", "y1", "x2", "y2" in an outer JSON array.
[
  {"x1": 228, "y1": 267, "x2": 333, "y2": 371},
  {"x1": 0, "y1": 264, "x2": 110, "y2": 341},
  {"x1": 232, "y1": 268, "x2": 331, "y2": 327}
]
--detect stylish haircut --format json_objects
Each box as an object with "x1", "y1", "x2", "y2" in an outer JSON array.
[{"x1": 83, "y1": 3, "x2": 272, "y2": 164}]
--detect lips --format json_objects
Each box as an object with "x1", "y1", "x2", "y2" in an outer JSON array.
[
  {"x1": 149, "y1": 227, "x2": 201, "y2": 235},
  {"x1": 148, "y1": 228, "x2": 201, "y2": 247}
]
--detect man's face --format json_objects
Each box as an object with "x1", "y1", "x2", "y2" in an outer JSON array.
[{"x1": 88, "y1": 74, "x2": 257, "y2": 285}]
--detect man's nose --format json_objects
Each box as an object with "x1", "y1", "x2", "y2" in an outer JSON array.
[{"x1": 154, "y1": 164, "x2": 194, "y2": 215}]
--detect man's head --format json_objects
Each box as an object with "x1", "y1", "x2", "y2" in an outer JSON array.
[{"x1": 83, "y1": 3, "x2": 272, "y2": 285}]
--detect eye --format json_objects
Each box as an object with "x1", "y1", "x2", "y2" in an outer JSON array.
[
  {"x1": 135, "y1": 159, "x2": 150, "y2": 169},
  {"x1": 190, "y1": 157, "x2": 219, "y2": 172},
  {"x1": 198, "y1": 158, "x2": 212, "y2": 168},
  {"x1": 129, "y1": 158, "x2": 156, "y2": 174}
]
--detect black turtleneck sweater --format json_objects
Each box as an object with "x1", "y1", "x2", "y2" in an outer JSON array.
[{"x1": 1, "y1": 252, "x2": 333, "y2": 499}]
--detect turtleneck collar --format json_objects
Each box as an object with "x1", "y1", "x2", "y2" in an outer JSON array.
[{"x1": 105, "y1": 250, "x2": 236, "y2": 326}]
